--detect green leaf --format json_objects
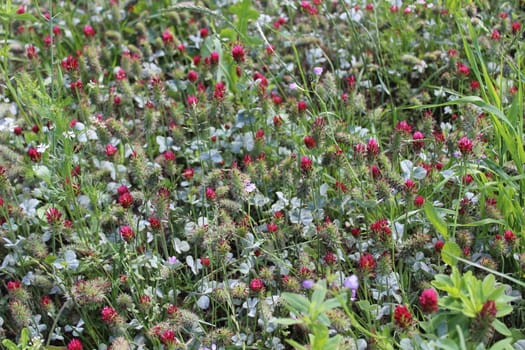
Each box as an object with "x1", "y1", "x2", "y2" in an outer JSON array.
[
  {"x1": 323, "y1": 296, "x2": 343, "y2": 311},
  {"x1": 446, "y1": 0, "x2": 461, "y2": 16},
  {"x1": 495, "y1": 303, "x2": 514, "y2": 318},
  {"x1": 318, "y1": 313, "x2": 331, "y2": 326},
  {"x1": 441, "y1": 241, "x2": 461, "y2": 267},
  {"x1": 201, "y1": 36, "x2": 220, "y2": 58},
  {"x1": 228, "y1": 0, "x2": 259, "y2": 20},
  {"x1": 484, "y1": 286, "x2": 505, "y2": 304},
  {"x1": 324, "y1": 335, "x2": 342, "y2": 350},
  {"x1": 44, "y1": 255, "x2": 57, "y2": 264},
  {"x1": 281, "y1": 292, "x2": 310, "y2": 314},
  {"x1": 355, "y1": 300, "x2": 373, "y2": 313},
  {"x1": 449, "y1": 218, "x2": 504, "y2": 227},
  {"x1": 19, "y1": 328, "x2": 29, "y2": 346},
  {"x1": 32, "y1": 165, "x2": 51, "y2": 183},
  {"x1": 310, "y1": 323, "x2": 329, "y2": 349},
  {"x1": 481, "y1": 274, "x2": 496, "y2": 296},
  {"x1": 488, "y1": 337, "x2": 514, "y2": 350},
  {"x1": 15, "y1": 13, "x2": 38, "y2": 22},
  {"x1": 453, "y1": 255, "x2": 525, "y2": 289},
  {"x1": 439, "y1": 297, "x2": 465, "y2": 312},
  {"x1": 1, "y1": 339, "x2": 19, "y2": 350},
  {"x1": 456, "y1": 325, "x2": 468, "y2": 350},
  {"x1": 219, "y1": 28, "x2": 236, "y2": 42},
  {"x1": 459, "y1": 296, "x2": 478, "y2": 318},
  {"x1": 437, "y1": 338, "x2": 461, "y2": 350},
  {"x1": 311, "y1": 281, "x2": 327, "y2": 310},
  {"x1": 228, "y1": 0, "x2": 259, "y2": 41},
  {"x1": 492, "y1": 319, "x2": 512, "y2": 337},
  {"x1": 274, "y1": 317, "x2": 303, "y2": 326},
  {"x1": 424, "y1": 202, "x2": 448, "y2": 239},
  {"x1": 432, "y1": 274, "x2": 454, "y2": 287}
]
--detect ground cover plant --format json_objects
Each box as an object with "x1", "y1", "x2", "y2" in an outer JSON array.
[{"x1": 1, "y1": 0, "x2": 525, "y2": 349}]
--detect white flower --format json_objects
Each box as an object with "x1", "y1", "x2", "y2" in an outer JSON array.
[
  {"x1": 36, "y1": 143, "x2": 50, "y2": 154},
  {"x1": 62, "y1": 131, "x2": 76, "y2": 139},
  {"x1": 0, "y1": 117, "x2": 16, "y2": 132},
  {"x1": 244, "y1": 180, "x2": 256, "y2": 193},
  {"x1": 413, "y1": 60, "x2": 427, "y2": 73},
  {"x1": 87, "y1": 80, "x2": 105, "y2": 89},
  {"x1": 188, "y1": 34, "x2": 203, "y2": 48}
]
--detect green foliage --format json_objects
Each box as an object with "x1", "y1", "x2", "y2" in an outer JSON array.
[
  {"x1": 421, "y1": 268, "x2": 518, "y2": 348},
  {"x1": 424, "y1": 202, "x2": 449, "y2": 239},
  {"x1": 1, "y1": 328, "x2": 45, "y2": 350},
  {"x1": 220, "y1": 0, "x2": 260, "y2": 45},
  {"x1": 441, "y1": 241, "x2": 462, "y2": 267},
  {"x1": 0, "y1": 0, "x2": 37, "y2": 23},
  {"x1": 275, "y1": 280, "x2": 346, "y2": 350},
  {"x1": 1, "y1": 0, "x2": 525, "y2": 348},
  {"x1": 432, "y1": 269, "x2": 515, "y2": 318}
]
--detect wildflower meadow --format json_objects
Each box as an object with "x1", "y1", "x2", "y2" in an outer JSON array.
[{"x1": 1, "y1": 0, "x2": 525, "y2": 349}]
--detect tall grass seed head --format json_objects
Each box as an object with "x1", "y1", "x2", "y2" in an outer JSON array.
[
  {"x1": 173, "y1": 308, "x2": 200, "y2": 332},
  {"x1": 202, "y1": 328, "x2": 233, "y2": 348},
  {"x1": 31, "y1": 273, "x2": 54, "y2": 289},
  {"x1": 230, "y1": 282, "x2": 249, "y2": 299},
  {"x1": 110, "y1": 337, "x2": 131, "y2": 350},
  {"x1": 73, "y1": 278, "x2": 111, "y2": 306},
  {"x1": 281, "y1": 275, "x2": 301, "y2": 292},
  {"x1": 116, "y1": 293, "x2": 134, "y2": 309},
  {"x1": 478, "y1": 256, "x2": 498, "y2": 272},
  {"x1": 7, "y1": 280, "x2": 30, "y2": 301},
  {"x1": 9, "y1": 299, "x2": 31, "y2": 327},
  {"x1": 40, "y1": 295, "x2": 55, "y2": 313},
  {"x1": 326, "y1": 308, "x2": 352, "y2": 332},
  {"x1": 377, "y1": 251, "x2": 393, "y2": 275},
  {"x1": 456, "y1": 231, "x2": 474, "y2": 249},
  {"x1": 215, "y1": 238, "x2": 232, "y2": 255},
  {"x1": 399, "y1": 232, "x2": 431, "y2": 257},
  {"x1": 212, "y1": 287, "x2": 230, "y2": 303}
]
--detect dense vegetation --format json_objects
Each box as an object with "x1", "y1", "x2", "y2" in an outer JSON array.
[{"x1": 1, "y1": 0, "x2": 525, "y2": 349}]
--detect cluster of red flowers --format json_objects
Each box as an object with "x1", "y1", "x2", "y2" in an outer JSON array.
[
  {"x1": 393, "y1": 305, "x2": 413, "y2": 328},
  {"x1": 419, "y1": 288, "x2": 439, "y2": 313},
  {"x1": 101, "y1": 305, "x2": 118, "y2": 323},
  {"x1": 300, "y1": 156, "x2": 313, "y2": 173},
  {"x1": 457, "y1": 136, "x2": 473, "y2": 155},
  {"x1": 119, "y1": 225, "x2": 134, "y2": 242},
  {"x1": 67, "y1": 339, "x2": 83, "y2": 350},
  {"x1": 370, "y1": 218, "x2": 391, "y2": 237},
  {"x1": 359, "y1": 253, "x2": 376, "y2": 273},
  {"x1": 117, "y1": 186, "x2": 134, "y2": 208},
  {"x1": 249, "y1": 278, "x2": 265, "y2": 292}
]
